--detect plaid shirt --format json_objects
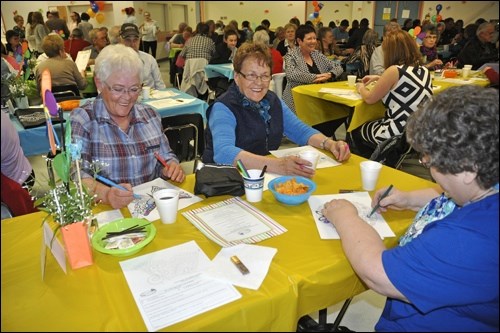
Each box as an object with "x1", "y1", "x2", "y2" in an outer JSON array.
[
  {"x1": 70, "y1": 96, "x2": 178, "y2": 186},
  {"x1": 179, "y1": 34, "x2": 215, "y2": 61}
]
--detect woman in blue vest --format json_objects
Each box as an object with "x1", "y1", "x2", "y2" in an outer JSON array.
[{"x1": 203, "y1": 42, "x2": 350, "y2": 178}]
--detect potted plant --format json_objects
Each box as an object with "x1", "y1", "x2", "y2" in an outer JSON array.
[
  {"x1": 33, "y1": 122, "x2": 97, "y2": 269},
  {"x1": 6, "y1": 72, "x2": 30, "y2": 109}
]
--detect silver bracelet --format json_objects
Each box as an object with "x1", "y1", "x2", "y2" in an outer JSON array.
[{"x1": 320, "y1": 137, "x2": 332, "y2": 150}]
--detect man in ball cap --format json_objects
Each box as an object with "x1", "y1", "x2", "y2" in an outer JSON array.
[{"x1": 120, "y1": 23, "x2": 165, "y2": 89}]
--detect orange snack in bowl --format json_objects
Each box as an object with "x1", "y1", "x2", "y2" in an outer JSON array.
[
  {"x1": 275, "y1": 177, "x2": 309, "y2": 195},
  {"x1": 443, "y1": 70, "x2": 458, "y2": 78},
  {"x1": 59, "y1": 100, "x2": 81, "y2": 111}
]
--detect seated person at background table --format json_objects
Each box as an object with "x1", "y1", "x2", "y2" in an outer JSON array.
[
  {"x1": 169, "y1": 22, "x2": 189, "y2": 48},
  {"x1": 208, "y1": 28, "x2": 238, "y2": 98},
  {"x1": 1, "y1": 112, "x2": 38, "y2": 216},
  {"x1": 448, "y1": 23, "x2": 477, "y2": 60},
  {"x1": 35, "y1": 34, "x2": 87, "y2": 94},
  {"x1": 70, "y1": 44, "x2": 184, "y2": 209},
  {"x1": 82, "y1": 27, "x2": 108, "y2": 66},
  {"x1": 457, "y1": 22, "x2": 498, "y2": 70},
  {"x1": 316, "y1": 27, "x2": 351, "y2": 59},
  {"x1": 282, "y1": 24, "x2": 344, "y2": 115},
  {"x1": 276, "y1": 23, "x2": 297, "y2": 57},
  {"x1": 120, "y1": 23, "x2": 166, "y2": 90},
  {"x1": 252, "y1": 29, "x2": 283, "y2": 74},
  {"x1": 345, "y1": 18, "x2": 369, "y2": 49},
  {"x1": 369, "y1": 22, "x2": 401, "y2": 76},
  {"x1": 202, "y1": 42, "x2": 350, "y2": 178},
  {"x1": 322, "y1": 85, "x2": 499, "y2": 331},
  {"x1": 419, "y1": 24, "x2": 443, "y2": 71},
  {"x1": 350, "y1": 30, "x2": 432, "y2": 159},
  {"x1": 64, "y1": 28, "x2": 91, "y2": 61},
  {"x1": 342, "y1": 28, "x2": 378, "y2": 78}
]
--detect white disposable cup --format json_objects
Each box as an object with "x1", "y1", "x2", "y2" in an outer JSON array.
[
  {"x1": 463, "y1": 64, "x2": 472, "y2": 70},
  {"x1": 142, "y1": 86, "x2": 151, "y2": 100},
  {"x1": 443, "y1": 44, "x2": 449, "y2": 52},
  {"x1": 360, "y1": 161, "x2": 383, "y2": 191},
  {"x1": 347, "y1": 75, "x2": 357, "y2": 87},
  {"x1": 153, "y1": 189, "x2": 179, "y2": 224},
  {"x1": 462, "y1": 67, "x2": 471, "y2": 79},
  {"x1": 89, "y1": 64, "x2": 95, "y2": 72},
  {"x1": 299, "y1": 149, "x2": 320, "y2": 170},
  {"x1": 243, "y1": 169, "x2": 265, "y2": 203}
]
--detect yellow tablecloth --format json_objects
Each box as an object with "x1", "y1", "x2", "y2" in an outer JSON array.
[
  {"x1": 1, "y1": 155, "x2": 437, "y2": 331},
  {"x1": 292, "y1": 76, "x2": 490, "y2": 133}
]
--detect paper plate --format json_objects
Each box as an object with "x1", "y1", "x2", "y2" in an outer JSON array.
[{"x1": 92, "y1": 218, "x2": 156, "y2": 256}]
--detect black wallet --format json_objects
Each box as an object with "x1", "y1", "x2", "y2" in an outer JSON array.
[{"x1": 194, "y1": 164, "x2": 244, "y2": 197}]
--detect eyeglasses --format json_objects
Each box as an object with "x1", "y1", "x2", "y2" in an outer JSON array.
[
  {"x1": 104, "y1": 82, "x2": 142, "y2": 97},
  {"x1": 424, "y1": 35, "x2": 437, "y2": 40},
  {"x1": 418, "y1": 155, "x2": 432, "y2": 169},
  {"x1": 238, "y1": 72, "x2": 272, "y2": 82}
]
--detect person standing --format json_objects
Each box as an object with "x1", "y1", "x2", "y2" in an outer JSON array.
[
  {"x1": 78, "y1": 12, "x2": 93, "y2": 43},
  {"x1": 67, "y1": 12, "x2": 81, "y2": 35},
  {"x1": 139, "y1": 11, "x2": 160, "y2": 59},
  {"x1": 13, "y1": 15, "x2": 26, "y2": 41},
  {"x1": 123, "y1": 7, "x2": 137, "y2": 25},
  {"x1": 45, "y1": 10, "x2": 70, "y2": 40}
]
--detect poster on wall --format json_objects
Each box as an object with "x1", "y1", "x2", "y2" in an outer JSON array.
[{"x1": 382, "y1": 7, "x2": 391, "y2": 21}]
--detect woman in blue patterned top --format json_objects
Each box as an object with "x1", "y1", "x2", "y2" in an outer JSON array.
[
  {"x1": 323, "y1": 85, "x2": 499, "y2": 331},
  {"x1": 203, "y1": 42, "x2": 350, "y2": 178},
  {"x1": 71, "y1": 44, "x2": 185, "y2": 209}
]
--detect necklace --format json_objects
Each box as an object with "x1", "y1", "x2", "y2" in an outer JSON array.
[{"x1": 463, "y1": 187, "x2": 498, "y2": 207}]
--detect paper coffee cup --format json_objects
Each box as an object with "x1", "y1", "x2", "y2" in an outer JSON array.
[
  {"x1": 142, "y1": 86, "x2": 151, "y2": 100},
  {"x1": 347, "y1": 75, "x2": 357, "y2": 87},
  {"x1": 462, "y1": 68, "x2": 471, "y2": 79},
  {"x1": 243, "y1": 169, "x2": 265, "y2": 203},
  {"x1": 153, "y1": 189, "x2": 179, "y2": 224}
]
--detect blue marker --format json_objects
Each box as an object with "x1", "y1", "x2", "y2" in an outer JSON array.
[{"x1": 94, "y1": 174, "x2": 141, "y2": 199}]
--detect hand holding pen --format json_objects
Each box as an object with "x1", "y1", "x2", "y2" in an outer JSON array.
[
  {"x1": 154, "y1": 152, "x2": 186, "y2": 183},
  {"x1": 370, "y1": 185, "x2": 395, "y2": 215}
]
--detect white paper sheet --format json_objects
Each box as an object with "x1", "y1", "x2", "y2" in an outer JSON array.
[
  {"x1": 182, "y1": 197, "x2": 287, "y2": 247},
  {"x1": 308, "y1": 192, "x2": 395, "y2": 239},
  {"x1": 150, "y1": 89, "x2": 178, "y2": 99},
  {"x1": 119, "y1": 240, "x2": 241, "y2": 331},
  {"x1": 75, "y1": 49, "x2": 91, "y2": 73},
  {"x1": 144, "y1": 98, "x2": 196, "y2": 109},
  {"x1": 270, "y1": 145, "x2": 341, "y2": 168},
  {"x1": 94, "y1": 209, "x2": 124, "y2": 227},
  {"x1": 318, "y1": 87, "x2": 362, "y2": 100},
  {"x1": 205, "y1": 244, "x2": 277, "y2": 290},
  {"x1": 128, "y1": 178, "x2": 202, "y2": 222}
]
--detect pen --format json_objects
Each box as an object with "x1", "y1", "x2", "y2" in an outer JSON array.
[
  {"x1": 236, "y1": 159, "x2": 250, "y2": 178},
  {"x1": 230, "y1": 255, "x2": 250, "y2": 275},
  {"x1": 259, "y1": 165, "x2": 267, "y2": 178},
  {"x1": 154, "y1": 152, "x2": 169, "y2": 169},
  {"x1": 94, "y1": 174, "x2": 142, "y2": 199},
  {"x1": 367, "y1": 184, "x2": 393, "y2": 218},
  {"x1": 339, "y1": 189, "x2": 357, "y2": 193}
]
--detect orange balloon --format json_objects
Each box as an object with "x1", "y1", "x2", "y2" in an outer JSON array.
[
  {"x1": 414, "y1": 26, "x2": 421, "y2": 36},
  {"x1": 436, "y1": 14, "x2": 442, "y2": 22},
  {"x1": 87, "y1": 7, "x2": 96, "y2": 18},
  {"x1": 95, "y1": 12, "x2": 105, "y2": 24},
  {"x1": 22, "y1": 40, "x2": 29, "y2": 54}
]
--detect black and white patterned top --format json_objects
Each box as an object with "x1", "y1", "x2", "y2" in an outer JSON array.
[
  {"x1": 282, "y1": 47, "x2": 343, "y2": 112},
  {"x1": 360, "y1": 65, "x2": 432, "y2": 145}
]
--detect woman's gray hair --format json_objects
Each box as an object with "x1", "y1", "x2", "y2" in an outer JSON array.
[
  {"x1": 94, "y1": 44, "x2": 143, "y2": 83},
  {"x1": 253, "y1": 30, "x2": 270, "y2": 45},
  {"x1": 406, "y1": 85, "x2": 499, "y2": 189}
]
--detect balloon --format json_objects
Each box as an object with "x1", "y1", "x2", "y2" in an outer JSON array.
[
  {"x1": 308, "y1": 13, "x2": 315, "y2": 19},
  {"x1": 313, "y1": 12, "x2": 319, "y2": 18},
  {"x1": 96, "y1": 1, "x2": 105, "y2": 11},
  {"x1": 95, "y1": 12, "x2": 105, "y2": 24},
  {"x1": 431, "y1": 15, "x2": 437, "y2": 23},
  {"x1": 87, "y1": 7, "x2": 96, "y2": 17},
  {"x1": 91, "y1": 3, "x2": 99, "y2": 13},
  {"x1": 417, "y1": 32, "x2": 426, "y2": 40},
  {"x1": 312, "y1": 0, "x2": 318, "y2": 6},
  {"x1": 436, "y1": 4, "x2": 442, "y2": 12},
  {"x1": 314, "y1": 6, "x2": 320, "y2": 12},
  {"x1": 436, "y1": 15, "x2": 442, "y2": 22},
  {"x1": 318, "y1": 3, "x2": 324, "y2": 10},
  {"x1": 408, "y1": 28, "x2": 414, "y2": 37},
  {"x1": 22, "y1": 40, "x2": 29, "y2": 54},
  {"x1": 414, "y1": 26, "x2": 421, "y2": 36}
]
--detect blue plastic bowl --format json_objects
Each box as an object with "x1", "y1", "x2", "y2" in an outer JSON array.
[{"x1": 268, "y1": 176, "x2": 316, "y2": 205}]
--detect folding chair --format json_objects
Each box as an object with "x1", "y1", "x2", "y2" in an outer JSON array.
[
  {"x1": 271, "y1": 72, "x2": 286, "y2": 99},
  {"x1": 51, "y1": 84, "x2": 81, "y2": 102},
  {"x1": 162, "y1": 113, "x2": 205, "y2": 173}
]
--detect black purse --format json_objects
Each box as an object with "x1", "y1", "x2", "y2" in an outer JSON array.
[{"x1": 194, "y1": 164, "x2": 244, "y2": 197}]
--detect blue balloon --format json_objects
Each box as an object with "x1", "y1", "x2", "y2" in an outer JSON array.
[
  {"x1": 313, "y1": 12, "x2": 319, "y2": 18},
  {"x1": 436, "y1": 4, "x2": 442, "y2": 12},
  {"x1": 309, "y1": 13, "x2": 315, "y2": 19},
  {"x1": 91, "y1": 3, "x2": 99, "y2": 12}
]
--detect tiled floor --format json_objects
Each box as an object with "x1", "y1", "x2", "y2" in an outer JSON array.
[{"x1": 27, "y1": 58, "x2": 432, "y2": 332}]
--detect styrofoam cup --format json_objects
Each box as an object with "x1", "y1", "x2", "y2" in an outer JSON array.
[
  {"x1": 463, "y1": 64, "x2": 472, "y2": 70},
  {"x1": 243, "y1": 169, "x2": 265, "y2": 203},
  {"x1": 360, "y1": 161, "x2": 383, "y2": 191},
  {"x1": 462, "y1": 67, "x2": 471, "y2": 79},
  {"x1": 153, "y1": 189, "x2": 179, "y2": 224},
  {"x1": 299, "y1": 149, "x2": 320, "y2": 170},
  {"x1": 142, "y1": 86, "x2": 151, "y2": 100},
  {"x1": 347, "y1": 75, "x2": 357, "y2": 87}
]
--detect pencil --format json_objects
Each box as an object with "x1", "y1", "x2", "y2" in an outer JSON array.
[
  {"x1": 367, "y1": 184, "x2": 393, "y2": 218},
  {"x1": 236, "y1": 159, "x2": 250, "y2": 178},
  {"x1": 154, "y1": 152, "x2": 169, "y2": 169},
  {"x1": 94, "y1": 174, "x2": 142, "y2": 199}
]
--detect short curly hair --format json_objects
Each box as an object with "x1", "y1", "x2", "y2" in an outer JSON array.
[
  {"x1": 233, "y1": 41, "x2": 272, "y2": 74},
  {"x1": 406, "y1": 85, "x2": 499, "y2": 189}
]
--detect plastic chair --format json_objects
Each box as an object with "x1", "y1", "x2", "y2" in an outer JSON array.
[
  {"x1": 271, "y1": 73, "x2": 286, "y2": 99},
  {"x1": 51, "y1": 84, "x2": 81, "y2": 102},
  {"x1": 162, "y1": 113, "x2": 205, "y2": 173}
]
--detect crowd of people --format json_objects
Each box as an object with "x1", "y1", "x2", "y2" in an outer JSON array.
[{"x1": 1, "y1": 9, "x2": 498, "y2": 331}]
